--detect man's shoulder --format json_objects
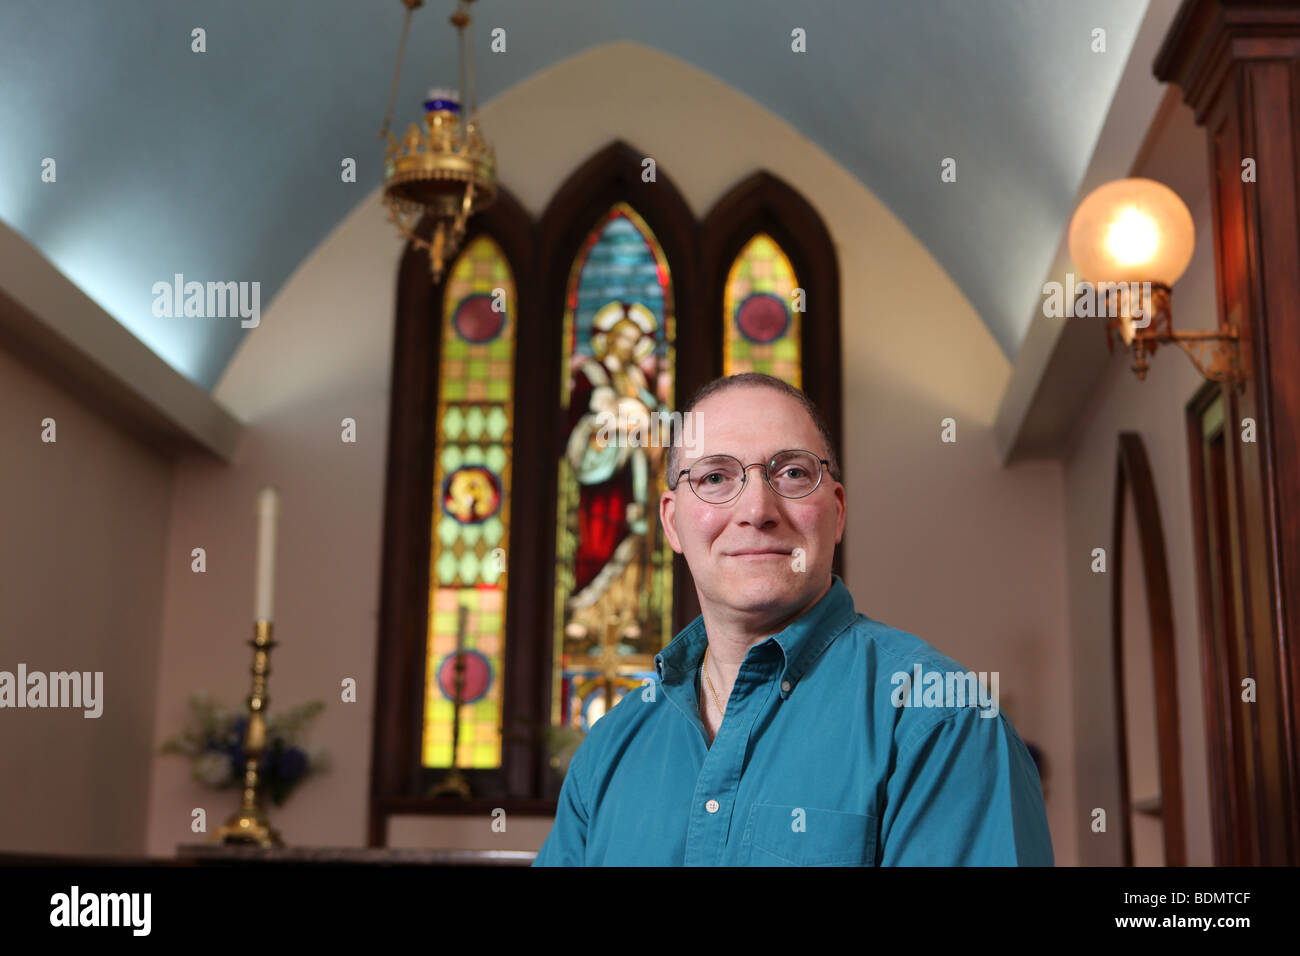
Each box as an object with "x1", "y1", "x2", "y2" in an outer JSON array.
[
  {"x1": 840, "y1": 611, "x2": 970, "y2": 676},
  {"x1": 837, "y1": 612, "x2": 1001, "y2": 745}
]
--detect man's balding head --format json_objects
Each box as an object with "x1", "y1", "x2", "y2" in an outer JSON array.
[{"x1": 665, "y1": 373, "x2": 839, "y2": 490}]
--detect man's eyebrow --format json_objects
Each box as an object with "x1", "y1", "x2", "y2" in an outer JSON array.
[{"x1": 680, "y1": 447, "x2": 803, "y2": 465}]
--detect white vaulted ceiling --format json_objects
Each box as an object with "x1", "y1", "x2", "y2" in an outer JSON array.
[{"x1": 0, "y1": 0, "x2": 1146, "y2": 389}]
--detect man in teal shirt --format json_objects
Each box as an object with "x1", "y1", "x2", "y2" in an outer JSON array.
[{"x1": 534, "y1": 373, "x2": 1052, "y2": 866}]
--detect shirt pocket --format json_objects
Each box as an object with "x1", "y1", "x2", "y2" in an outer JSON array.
[{"x1": 744, "y1": 803, "x2": 877, "y2": 866}]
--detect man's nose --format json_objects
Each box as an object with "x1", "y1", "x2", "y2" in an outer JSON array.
[{"x1": 734, "y1": 463, "x2": 781, "y2": 523}]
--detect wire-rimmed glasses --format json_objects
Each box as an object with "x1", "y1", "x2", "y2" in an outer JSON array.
[{"x1": 675, "y1": 449, "x2": 833, "y2": 504}]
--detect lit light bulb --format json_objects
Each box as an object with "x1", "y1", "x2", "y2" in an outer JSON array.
[
  {"x1": 1068, "y1": 178, "x2": 1194, "y2": 286},
  {"x1": 1105, "y1": 207, "x2": 1159, "y2": 267}
]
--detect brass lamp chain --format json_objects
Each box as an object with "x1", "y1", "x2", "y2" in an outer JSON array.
[
  {"x1": 380, "y1": 1, "x2": 421, "y2": 142},
  {"x1": 456, "y1": 7, "x2": 468, "y2": 137},
  {"x1": 463, "y1": 1, "x2": 478, "y2": 117}
]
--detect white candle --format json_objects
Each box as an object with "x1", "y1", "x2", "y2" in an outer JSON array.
[{"x1": 254, "y1": 486, "x2": 281, "y2": 623}]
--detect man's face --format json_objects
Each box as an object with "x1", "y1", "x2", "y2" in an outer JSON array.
[{"x1": 659, "y1": 386, "x2": 846, "y2": 627}]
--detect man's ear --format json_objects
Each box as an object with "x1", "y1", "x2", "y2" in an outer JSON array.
[
  {"x1": 834, "y1": 481, "x2": 846, "y2": 544},
  {"x1": 659, "y1": 490, "x2": 683, "y2": 554}
]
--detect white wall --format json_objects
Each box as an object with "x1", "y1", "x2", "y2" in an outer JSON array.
[
  {"x1": 0, "y1": 342, "x2": 172, "y2": 855},
  {"x1": 144, "y1": 42, "x2": 1075, "y2": 861}
]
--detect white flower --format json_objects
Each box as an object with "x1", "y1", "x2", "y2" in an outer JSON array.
[
  {"x1": 194, "y1": 751, "x2": 233, "y2": 788},
  {"x1": 307, "y1": 746, "x2": 332, "y2": 773}
]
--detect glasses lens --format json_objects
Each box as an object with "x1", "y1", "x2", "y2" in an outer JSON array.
[
  {"x1": 690, "y1": 456, "x2": 743, "y2": 502},
  {"x1": 769, "y1": 451, "x2": 821, "y2": 498}
]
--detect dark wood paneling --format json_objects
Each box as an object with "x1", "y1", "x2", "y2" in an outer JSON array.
[
  {"x1": 1187, "y1": 384, "x2": 1226, "y2": 864},
  {"x1": 1156, "y1": 0, "x2": 1300, "y2": 865}
]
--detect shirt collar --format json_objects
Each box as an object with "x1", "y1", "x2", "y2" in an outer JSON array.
[{"x1": 654, "y1": 574, "x2": 857, "y2": 698}]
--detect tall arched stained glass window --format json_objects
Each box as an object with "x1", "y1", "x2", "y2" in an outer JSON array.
[
  {"x1": 422, "y1": 236, "x2": 516, "y2": 769},
  {"x1": 723, "y1": 234, "x2": 801, "y2": 387},
  {"x1": 553, "y1": 203, "x2": 675, "y2": 731}
]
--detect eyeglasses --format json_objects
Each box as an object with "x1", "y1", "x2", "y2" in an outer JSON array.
[{"x1": 675, "y1": 449, "x2": 833, "y2": 504}]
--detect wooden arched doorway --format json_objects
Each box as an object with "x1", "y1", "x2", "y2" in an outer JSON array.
[{"x1": 1111, "y1": 431, "x2": 1186, "y2": 865}]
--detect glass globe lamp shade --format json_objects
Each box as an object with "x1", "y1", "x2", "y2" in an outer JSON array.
[{"x1": 1068, "y1": 178, "x2": 1195, "y2": 287}]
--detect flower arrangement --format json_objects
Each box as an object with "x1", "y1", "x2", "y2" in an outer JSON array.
[{"x1": 161, "y1": 694, "x2": 330, "y2": 805}]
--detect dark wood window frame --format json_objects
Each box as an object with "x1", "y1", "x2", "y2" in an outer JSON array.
[{"x1": 369, "y1": 142, "x2": 842, "y2": 842}]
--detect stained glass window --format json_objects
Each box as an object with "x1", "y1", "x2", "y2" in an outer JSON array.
[
  {"x1": 723, "y1": 234, "x2": 801, "y2": 386},
  {"x1": 422, "y1": 236, "x2": 515, "y2": 769},
  {"x1": 553, "y1": 203, "x2": 675, "y2": 731}
]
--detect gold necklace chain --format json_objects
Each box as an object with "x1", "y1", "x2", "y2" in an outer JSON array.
[{"x1": 702, "y1": 645, "x2": 725, "y2": 716}]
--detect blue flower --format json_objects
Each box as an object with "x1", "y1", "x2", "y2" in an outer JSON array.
[{"x1": 277, "y1": 747, "x2": 308, "y2": 784}]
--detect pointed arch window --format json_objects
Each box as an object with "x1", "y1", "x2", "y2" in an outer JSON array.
[
  {"x1": 423, "y1": 236, "x2": 516, "y2": 770},
  {"x1": 553, "y1": 203, "x2": 676, "y2": 731},
  {"x1": 723, "y1": 233, "x2": 801, "y2": 386}
]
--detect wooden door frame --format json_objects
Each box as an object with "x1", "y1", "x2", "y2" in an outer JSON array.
[{"x1": 1111, "y1": 431, "x2": 1187, "y2": 865}]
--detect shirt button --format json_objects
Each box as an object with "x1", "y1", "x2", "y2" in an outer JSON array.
[
  {"x1": 705, "y1": 799, "x2": 720, "y2": 813},
  {"x1": 781, "y1": 680, "x2": 791, "y2": 692}
]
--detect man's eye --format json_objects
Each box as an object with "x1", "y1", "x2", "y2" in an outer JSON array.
[
  {"x1": 778, "y1": 467, "x2": 806, "y2": 480},
  {"x1": 700, "y1": 472, "x2": 727, "y2": 485}
]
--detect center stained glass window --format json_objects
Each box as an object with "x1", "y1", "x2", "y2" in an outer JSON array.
[{"x1": 552, "y1": 203, "x2": 675, "y2": 731}]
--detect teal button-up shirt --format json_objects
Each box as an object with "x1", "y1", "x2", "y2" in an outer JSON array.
[{"x1": 533, "y1": 575, "x2": 1053, "y2": 866}]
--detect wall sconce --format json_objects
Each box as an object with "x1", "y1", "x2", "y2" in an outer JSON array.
[{"x1": 1068, "y1": 177, "x2": 1240, "y2": 386}]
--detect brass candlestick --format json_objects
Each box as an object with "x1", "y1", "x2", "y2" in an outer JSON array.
[{"x1": 213, "y1": 619, "x2": 284, "y2": 846}]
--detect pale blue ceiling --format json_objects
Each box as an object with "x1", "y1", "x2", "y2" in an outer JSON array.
[{"x1": 0, "y1": 0, "x2": 1146, "y2": 390}]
